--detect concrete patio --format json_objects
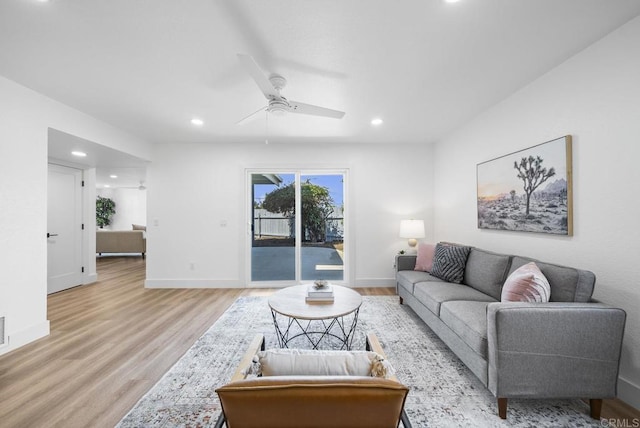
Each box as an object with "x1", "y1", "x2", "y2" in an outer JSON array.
[{"x1": 251, "y1": 246, "x2": 344, "y2": 282}]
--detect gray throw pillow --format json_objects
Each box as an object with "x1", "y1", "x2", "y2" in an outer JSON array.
[{"x1": 430, "y1": 243, "x2": 471, "y2": 284}]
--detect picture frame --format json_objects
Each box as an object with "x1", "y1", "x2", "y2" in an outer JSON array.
[{"x1": 477, "y1": 135, "x2": 573, "y2": 235}]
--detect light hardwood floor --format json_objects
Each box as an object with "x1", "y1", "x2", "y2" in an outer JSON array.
[{"x1": 0, "y1": 257, "x2": 637, "y2": 427}]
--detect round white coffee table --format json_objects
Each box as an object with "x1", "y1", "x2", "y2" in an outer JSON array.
[{"x1": 268, "y1": 284, "x2": 363, "y2": 350}]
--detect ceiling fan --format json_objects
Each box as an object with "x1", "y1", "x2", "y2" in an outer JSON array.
[
  {"x1": 116, "y1": 180, "x2": 146, "y2": 190},
  {"x1": 236, "y1": 54, "x2": 345, "y2": 125}
]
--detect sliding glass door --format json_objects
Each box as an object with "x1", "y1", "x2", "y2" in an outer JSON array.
[
  {"x1": 300, "y1": 173, "x2": 344, "y2": 281},
  {"x1": 251, "y1": 173, "x2": 296, "y2": 281},
  {"x1": 249, "y1": 170, "x2": 346, "y2": 285}
]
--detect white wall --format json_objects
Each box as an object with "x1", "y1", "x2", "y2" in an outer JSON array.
[
  {"x1": 97, "y1": 187, "x2": 147, "y2": 231},
  {"x1": 146, "y1": 142, "x2": 433, "y2": 288},
  {"x1": 0, "y1": 75, "x2": 152, "y2": 356},
  {"x1": 431, "y1": 16, "x2": 640, "y2": 407}
]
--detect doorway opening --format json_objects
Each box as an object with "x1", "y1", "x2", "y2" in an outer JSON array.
[{"x1": 47, "y1": 128, "x2": 150, "y2": 288}]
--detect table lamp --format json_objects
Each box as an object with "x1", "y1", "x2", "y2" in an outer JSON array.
[{"x1": 399, "y1": 219, "x2": 425, "y2": 251}]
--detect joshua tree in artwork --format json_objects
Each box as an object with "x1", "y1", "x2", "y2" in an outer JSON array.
[{"x1": 514, "y1": 155, "x2": 556, "y2": 216}]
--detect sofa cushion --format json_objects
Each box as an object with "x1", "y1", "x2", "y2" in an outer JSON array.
[
  {"x1": 430, "y1": 243, "x2": 471, "y2": 284},
  {"x1": 464, "y1": 248, "x2": 511, "y2": 300},
  {"x1": 414, "y1": 243, "x2": 436, "y2": 272},
  {"x1": 413, "y1": 281, "x2": 497, "y2": 316},
  {"x1": 501, "y1": 262, "x2": 551, "y2": 302},
  {"x1": 440, "y1": 301, "x2": 491, "y2": 358},
  {"x1": 509, "y1": 256, "x2": 595, "y2": 302},
  {"x1": 397, "y1": 270, "x2": 443, "y2": 294}
]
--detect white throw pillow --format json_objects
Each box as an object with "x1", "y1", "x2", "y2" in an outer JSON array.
[
  {"x1": 256, "y1": 349, "x2": 379, "y2": 377},
  {"x1": 501, "y1": 262, "x2": 551, "y2": 302}
]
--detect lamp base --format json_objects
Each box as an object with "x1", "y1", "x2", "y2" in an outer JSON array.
[{"x1": 405, "y1": 238, "x2": 419, "y2": 254}]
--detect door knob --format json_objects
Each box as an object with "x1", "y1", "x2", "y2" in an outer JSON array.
[{"x1": 47, "y1": 233, "x2": 59, "y2": 238}]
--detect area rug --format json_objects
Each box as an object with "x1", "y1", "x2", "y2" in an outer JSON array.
[{"x1": 118, "y1": 296, "x2": 605, "y2": 427}]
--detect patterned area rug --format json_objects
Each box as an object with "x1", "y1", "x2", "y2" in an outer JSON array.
[{"x1": 118, "y1": 296, "x2": 606, "y2": 427}]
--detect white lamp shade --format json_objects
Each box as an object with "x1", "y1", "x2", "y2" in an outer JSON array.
[{"x1": 399, "y1": 219, "x2": 425, "y2": 239}]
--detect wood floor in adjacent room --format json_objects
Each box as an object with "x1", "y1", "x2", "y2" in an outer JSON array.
[{"x1": 0, "y1": 257, "x2": 637, "y2": 428}]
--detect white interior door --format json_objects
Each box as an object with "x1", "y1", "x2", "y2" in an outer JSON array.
[{"x1": 47, "y1": 164, "x2": 83, "y2": 294}]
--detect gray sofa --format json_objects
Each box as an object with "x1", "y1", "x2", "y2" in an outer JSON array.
[{"x1": 395, "y1": 245, "x2": 626, "y2": 420}]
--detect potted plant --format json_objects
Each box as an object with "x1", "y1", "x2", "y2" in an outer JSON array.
[{"x1": 96, "y1": 196, "x2": 116, "y2": 228}]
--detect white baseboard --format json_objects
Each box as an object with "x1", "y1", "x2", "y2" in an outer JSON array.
[
  {"x1": 84, "y1": 273, "x2": 98, "y2": 285},
  {"x1": 145, "y1": 278, "x2": 397, "y2": 288},
  {"x1": 354, "y1": 278, "x2": 396, "y2": 287},
  {"x1": 145, "y1": 279, "x2": 244, "y2": 288},
  {"x1": 0, "y1": 320, "x2": 50, "y2": 357},
  {"x1": 618, "y1": 376, "x2": 640, "y2": 411}
]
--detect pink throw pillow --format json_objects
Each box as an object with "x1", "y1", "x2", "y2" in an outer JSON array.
[
  {"x1": 501, "y1": 262, "x2": 551, "y2": 302},
  {"x1": 414, "y1": 243, "x2": 436, "y2": 272}
]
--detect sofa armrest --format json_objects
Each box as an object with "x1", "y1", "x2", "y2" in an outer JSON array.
[
  {"x1": 486, "y1": 302, "x2": 626, "y2": 399},
  {"x1": 395, "y1": 254, "x2": 417, "y2": 272}
]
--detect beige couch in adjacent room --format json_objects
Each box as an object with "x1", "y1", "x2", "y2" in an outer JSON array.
[{"x1": 96, "y1": 230, "x2": 146, "y2": 258}]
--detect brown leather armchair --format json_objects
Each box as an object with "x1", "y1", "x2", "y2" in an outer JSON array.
[{"x1": 215, "y1": 333, "x2": 411, "y2": 428}]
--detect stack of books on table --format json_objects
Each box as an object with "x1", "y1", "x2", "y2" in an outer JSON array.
[{"x1": 305, "y1": 282, "x2": 334, "y2": 303}]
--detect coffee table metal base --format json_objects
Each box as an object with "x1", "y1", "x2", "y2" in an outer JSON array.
[{"x1": 270, "y1": 308, "x2": 360, "y2": 350}]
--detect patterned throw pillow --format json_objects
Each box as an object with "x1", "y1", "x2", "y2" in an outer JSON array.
[
  {"x1": 501, "y1": 262, "x2": 551, "y2": 302},
  {"x1": 430, "y1": 243, "x2": 471, "y2": 283}
]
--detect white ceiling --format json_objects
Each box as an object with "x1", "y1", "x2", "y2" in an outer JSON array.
[
  {"x1": 2, "y1": 0, "x2": 640, "y2": 148},
  {"x1": 48, "y1": 129, "x2": 148, "y2": 188}
]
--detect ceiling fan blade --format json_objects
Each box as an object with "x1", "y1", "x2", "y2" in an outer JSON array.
[
  {"x1": 236, "y1": 105, "x2": 267, "y2": 125},
  {"x1": 287, "y1": 100, "x2": 345, "y2": 119},
  {"x1": 237, "y1": 54, "x2": 279, "y2": 100}
]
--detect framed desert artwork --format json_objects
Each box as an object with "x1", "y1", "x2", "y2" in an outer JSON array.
[{"x1": 477, "y1": 135, "x2": 573, "y2": 236}]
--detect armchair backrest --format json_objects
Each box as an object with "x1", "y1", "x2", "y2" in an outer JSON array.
[{"x1": 216, "y1": 375, "x2": 408, "y2": 428}]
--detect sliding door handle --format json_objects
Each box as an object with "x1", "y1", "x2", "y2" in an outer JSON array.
[{"x1": 47, "y1": 233, "x2": 59, "y2": 238}]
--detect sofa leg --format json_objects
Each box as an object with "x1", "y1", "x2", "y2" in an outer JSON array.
[
  {"x1": 589, "y1": 399, "x2": 602, "y2": 419},
  {"x1": 399, "y1": 296, "x2": 404, "y2": 305},
  {"x1": 497, "y1": 398, "x2": 508, "y2": 419}
]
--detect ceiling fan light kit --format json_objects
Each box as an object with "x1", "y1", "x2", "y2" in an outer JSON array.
[{"x1": 236, "y1": 54, "x2": 345, "y2": 124}]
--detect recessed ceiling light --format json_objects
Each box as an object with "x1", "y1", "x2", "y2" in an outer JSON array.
[
  {"x1": 104, "y1": 185, "x2": 110, "y2": 188},
  {"x1": 445, "y1": 0, "x2": 461, "y2": 3},
  {"x1": 71, "y1": 151, "x2": 87, "y2": 157},
  {"x1": 371, "y1": 118, "x2": 383, "y2": 126},
  {"x1": 110, "y1": 175, "x2": 118, "y2": 179},
  {"x1": 191, "y1": 118, "x2": 204, "y2": 126}
]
